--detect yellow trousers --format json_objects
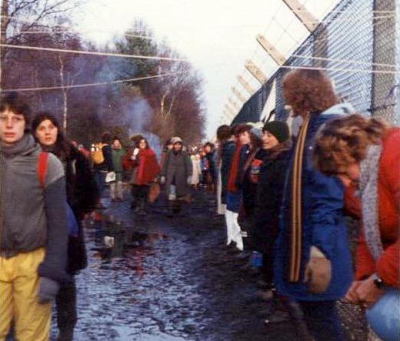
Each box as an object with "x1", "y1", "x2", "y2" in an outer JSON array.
[{"x1": 0, "y1": 248, "x2": 52, "y2": 341}]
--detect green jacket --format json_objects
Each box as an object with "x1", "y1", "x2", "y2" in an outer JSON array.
[{"x1": 112, "y1": 148, "x2": 126, "y2": 173}]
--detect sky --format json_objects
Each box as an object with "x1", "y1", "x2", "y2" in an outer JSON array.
[{"x1": 76, "y1": 0, "x2": 339, "y2": 138}]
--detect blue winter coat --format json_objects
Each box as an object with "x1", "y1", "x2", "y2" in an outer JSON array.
[
  {"x1": 274, "y1": 103, "x2": 354, "y2": 301},
  {"x1": 221, "y1": 140, "x2": 236, "y2": 205}
]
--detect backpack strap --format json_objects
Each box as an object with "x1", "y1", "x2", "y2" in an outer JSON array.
[{"x1": 38, "y1": 152, "x2": 49, "y2": 189}]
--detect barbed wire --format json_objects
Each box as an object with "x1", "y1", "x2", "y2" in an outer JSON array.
[{"x1": 276, "y1": 65, "x2": 400, "y2": 76}]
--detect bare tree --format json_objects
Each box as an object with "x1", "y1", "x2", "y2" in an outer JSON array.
[{"x1": 1, "y1": 0, "x2": 80, "y2": 87}]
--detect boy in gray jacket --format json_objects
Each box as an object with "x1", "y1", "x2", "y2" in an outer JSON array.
[{"x1": 0, "y1": 93, "x2": 69, "y2": 341}]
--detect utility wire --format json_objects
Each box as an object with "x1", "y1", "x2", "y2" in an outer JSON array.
[
  {"x1": 17, "y1": 30, "x2": 154, "y2": 40},
  {"x1": 2, "y1": 72, "x2": 180, "y2": 92},
  {"x1": 0, "y1": 43, "x2": 188, "y2": 62},
  {"x1": 2, "y1": 16, "x2": 155, "y2": 40}
]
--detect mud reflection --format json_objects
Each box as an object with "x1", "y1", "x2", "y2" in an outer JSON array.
[{"x1": 88, "y1": 212, "x2": 167, "y2": 277}]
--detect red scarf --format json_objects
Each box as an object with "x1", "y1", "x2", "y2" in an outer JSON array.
[
  {"x1": 136, "y1": 148, "x2": 161, "y2": 185},
  {"x1": 227, "y1": 141, "x2": 243, "y2": 193}
]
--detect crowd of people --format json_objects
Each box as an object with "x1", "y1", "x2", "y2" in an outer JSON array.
[
  {"x1": 214, "y1": 69, "x2": 399, "y2": 341},
  {"x1": 0, "y1": 68, "x2": 398, "y2": 341}
]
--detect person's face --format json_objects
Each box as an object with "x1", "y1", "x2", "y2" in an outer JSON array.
[
  {"x1": 0, "y1": 109, "x2": 26, "y2": 146},
  {"x1": 113, "y1": 139, "x2": 121, "y2": 149},
  {"x1": 337, "y1": 163, "x2": 361, "y2": 187},
  {"x1": 35, "y1": 119, "x2": 58, "y2": 147},
  {"x1": 239, "y1": 131, "x2": 250, "y2": 145},
  {"x1": 139, "y1": 139, "x2": 146, "y2": 149},
  {"x1": 167, "y1": 143, "x2": 173, "y2": 150},
  {"x1": 262, "y1": 131, "x2": 279, "y2": 150},
  {"x1": 205, "y1": 145, "x2": 211, "y2": 153},
  {"x1": 173, "y1": 143, "x2": 182, "y2": 151}
]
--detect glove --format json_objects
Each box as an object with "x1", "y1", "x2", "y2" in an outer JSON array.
[
  {"x1": 187, "y1": 176, "x2": 192, "y2": 186},
  {"x1": 38, "y1": 277, "x2": 60, "y2": 304},
  {"x1": 160, "y1": 176, "x2": 166, "y2": 185},
  {"x1": 304, "y1": 246, "x2": 332, "y2": 294}
]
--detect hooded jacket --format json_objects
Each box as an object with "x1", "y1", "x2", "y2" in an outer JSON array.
[
  {"x1": 274, "y1": 103, "x2": 354, "y2": 301},
  {"x1": 0, "y1": 135, "x2": 69, "y2": 283}
]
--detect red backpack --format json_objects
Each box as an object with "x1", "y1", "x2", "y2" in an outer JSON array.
[{"x1": 37, "y1": 152, "x2": 78, "y2": 237}]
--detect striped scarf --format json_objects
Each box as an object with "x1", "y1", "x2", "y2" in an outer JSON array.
[{"x1": 288, "y1": 113, "x2": 311, "y2": 283}]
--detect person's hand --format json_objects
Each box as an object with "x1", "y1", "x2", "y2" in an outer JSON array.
[
  {"x1": 160, "y1": 176, "x2": 166, "y2": 185},
  {"x1": 345, "y1": 281, "x2": 363, "y2": 304},
  {"x1": 38, "y1": 277, "x2": 60, "y2": 304},
  {"x1": 354, "y1": 276, "x2": 384, "y2": 309},
  {"x1": 131, "y1": 148, "x2": 139, "y2": 160},
  {"x1": 187, "y1": 176, "x2": 192, "y2": 186},
  {"x1": 304, "y1": 246, "x2": 332, "y2": 294}
]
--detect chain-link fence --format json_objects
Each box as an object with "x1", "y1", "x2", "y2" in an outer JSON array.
[
  {"x1": 232, "y1": 1, "x2": 398, "y2": 340},
  {"x1": 234, "y1": 0, "x2": 399, "y2": 126}
]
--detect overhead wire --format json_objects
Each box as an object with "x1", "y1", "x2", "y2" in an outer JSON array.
[
  {"x1": 16, "y1": 30, "x2": 154, "y2": 40},
  {"x1": 0, "y1": 43, "x2": 188, "y2": 62},
  {"x1": 2, "y1": 72, "x2": 181, "y2": 92}
]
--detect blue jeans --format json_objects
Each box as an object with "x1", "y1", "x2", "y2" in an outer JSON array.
[{"x1": 298, "y1": 300, "x2": 345, "y2": 341}]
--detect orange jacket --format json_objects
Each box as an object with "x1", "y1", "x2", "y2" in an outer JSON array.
[{"x1": 345, "y1": 128, "x2": 400, "y2": 287}]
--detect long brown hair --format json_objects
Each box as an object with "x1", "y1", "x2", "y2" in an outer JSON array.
[{"x1": 32, "y1": 112, "x2": 72, "y2": 160}]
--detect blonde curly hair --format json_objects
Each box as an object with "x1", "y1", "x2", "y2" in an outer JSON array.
[
  {"x1": 282, "y1": 69, "x2": 339, "y2": 116},
  {"x1": 314, "y1": 114, "x2": 389, "y2": 175}
]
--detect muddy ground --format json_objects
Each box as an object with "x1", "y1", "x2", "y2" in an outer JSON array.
[{"x1": 51, "y1": 188, "x2": 366, "y2": 341}]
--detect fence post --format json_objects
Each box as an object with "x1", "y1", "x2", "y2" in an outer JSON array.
[
  {"x1": 237, "y1": 75, "x2": 256, "y2": 95},
  {"x1": 371, "y1": 0, "x2": 396, "y2": 121}
]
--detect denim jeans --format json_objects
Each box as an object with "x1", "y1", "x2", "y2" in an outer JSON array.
[{"x1": 297, "y1": 300, "x2": 345, "y2": 341}]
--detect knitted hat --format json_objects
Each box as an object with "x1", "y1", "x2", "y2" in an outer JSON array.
[
  {"x1": 250, "y1": 127, "x2": 263, "y2": 139},
  {"x1": 262, "y1": 121, "x2": 290, "y2": 143},
  {"x1": 171, "y1": 136, "x2": 183, "y2": 145}
]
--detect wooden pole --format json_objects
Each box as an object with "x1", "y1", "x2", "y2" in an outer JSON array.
[
  {"x1": 245, "y1": 60, "x2": 268, "y2": 84},
  {"x1": 237, "y1": 75, "x2": 256, "y2": 95},
  {"x1": 282, "y1": 0, "x2": 319, "y2": 32},
  {"x1": 256, "y1": 34, "x2": 286, "y2": 65},
  {"x1": 232, "y1": 87, "x2": 247, "y2": 103},
  {"x1": 228, "y1": 97, "x2": 240, "y2": 111},
  {"x1": 225, "y1": 104, "x2": 236, "y2": 116}
]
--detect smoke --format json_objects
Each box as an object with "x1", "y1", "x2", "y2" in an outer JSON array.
[
  {"x1": 126, "y1": 96, "x2": 152, "y2": 133},
  {"x1": 125, "y1": 96, "x2": 162, "y2": 157}
]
